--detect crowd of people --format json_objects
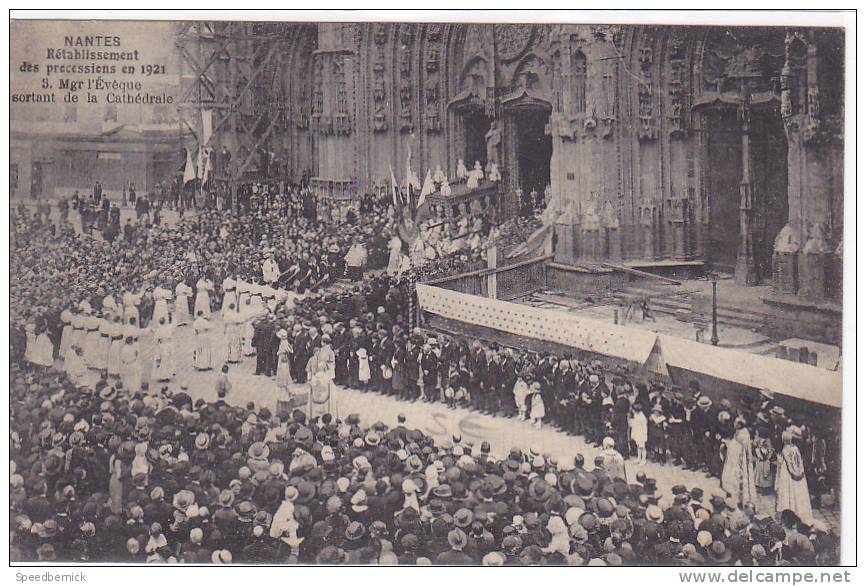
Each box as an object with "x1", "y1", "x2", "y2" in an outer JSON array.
[
  {"x1": 9, "y1": 179, "x2": 841, "y2": 565},
  {"x1": 9, "y1": 356, "x2": 839, "y2": 565}
]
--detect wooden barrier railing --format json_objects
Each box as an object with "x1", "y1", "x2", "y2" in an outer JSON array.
[{"x1": 423, "y1": 255, "x2": 553, "y2": 299}]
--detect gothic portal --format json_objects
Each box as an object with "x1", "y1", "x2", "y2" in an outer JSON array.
[{"x1": 270, "y1": 23, "x2": 843, "y2": 303}]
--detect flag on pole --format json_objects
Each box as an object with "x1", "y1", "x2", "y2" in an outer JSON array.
[
  {"x1": 202, "y1": 109, "x2": 213, "y2": 145},
  {"x1": 418, "y1": 168, "x2": 433, "y2": 209},
  {"x1": 201, "y1": 148, "x2": 212, "y2": 188},
  {"x1": 405, "y1": 145, "x2": 421, "y2": 192},
  {"x1": 183, "y1": 148, "x2": 196, "y2": 184},
  {"x1": 196, "y1": 147, "x2": 205, "y2": 180},
  {"x1": 389, "y1": 163, "x2": 400, "y2": 207}
]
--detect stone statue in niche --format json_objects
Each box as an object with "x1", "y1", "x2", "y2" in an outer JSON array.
[
  {"x1": 773, "y1": 224, "x2": 800, "y2": 254},
  {"x1": 583, "y1": 200, "x2": 601, "y2": 231},
  {"x1": 485, "y1": 119, "x2": 502, "y2": 165},
  {"x1": 601, "y1": 200, "x2": 620, "y2": 229}
]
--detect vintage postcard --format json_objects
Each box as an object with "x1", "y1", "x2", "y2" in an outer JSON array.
[{"x1": 7, "y1": 9, "x2": 854, "y2": 571}]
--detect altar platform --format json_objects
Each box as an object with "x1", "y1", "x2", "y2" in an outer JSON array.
[{"x1": 426, "y1": 179, "x2": 512, "y2": 218}]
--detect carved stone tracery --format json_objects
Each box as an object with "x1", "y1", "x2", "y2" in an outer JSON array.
[
  {"x1": 638, "y1": 44, "x2": 656, "y2": 141},
  {"x1": 424, "y1": 24, "x2": 444, "y2": 133},
  {"x1": 371, "y1": 24, "x2": 389, "y2": 133},
  {"x1": 398, "y1": 25, "x2": 415, "y2": 133},
  {"x1": 494, "y1": 24, "x2": 534, "y2": 62}
]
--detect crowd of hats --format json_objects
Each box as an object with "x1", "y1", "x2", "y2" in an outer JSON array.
[
  {"x1": 10, "y1": 188, "x2": 395, "y2": 337},
  {"x1": 10, "y1": 357, "x2": 839, "y2": 565}
]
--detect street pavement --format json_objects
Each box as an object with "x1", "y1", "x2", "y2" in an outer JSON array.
[{"x1": 65, "y1": 311, "x2": 840, "y2": 532}]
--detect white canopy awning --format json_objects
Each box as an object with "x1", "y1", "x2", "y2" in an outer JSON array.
[{"x1": 659, "y1": 335, "x2": 842, "y2": 409}]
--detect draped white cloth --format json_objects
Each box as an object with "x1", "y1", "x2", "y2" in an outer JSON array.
[
  {"x1": 775, "y1": 444, "x2": 814, "y2": 523},
  {"x1": 721, "y1": 430, "x2": 759, "y2": 507}
]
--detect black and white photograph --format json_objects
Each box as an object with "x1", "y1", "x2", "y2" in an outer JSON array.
[{"x1": 7, "y1": 9, "x2": 855, "y2": 570}]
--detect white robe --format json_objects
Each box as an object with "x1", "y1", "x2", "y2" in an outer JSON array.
[
  {"x1": 262, "y1": 259, "x2": 280, "y2": 284},
  {"x1": 67, "y1": 351, "x2": 89, "y2": 386},
  {"x1": 221, "y1": 289, "x2": 238, "y2": 316},
  {"x1": 276, "y1": 340, "x2": 293, "y2": 391},
  {"x1": 193, "y1": 318, "x2": 213, "y2": 370},
  {"x1": 194, "y1": 280, "x2": 212, "y2": 318},
  {"x1": 721, "y1": 431, "x2": 759, "y2": 507},
  {"x1": 83, "y1": 323, "x2": 102, "y2": 368},
  {"x1": 92, "y1": 320, "x2": 111, "y2": 371},
  {"x1": 120, "y1": 343, "x2": 142, "y2": 393},
  {"x1": 387, "y1": 236, "x2": 403, "y2": 276},
  {"x1": 357, "y1": 350, "x2": 371, "y2": 383},
  {"x1": 775, "y1": 444, "x2": 813, "y2": 523},
  {"x1": 530, "y1": 392, "x2": 545, "y2": 420},
  {"x1": 152, "y1": 290, "x2": 171, "y2": 326},
  {"x1": 31, "y1": 333, "x2": 55, "y2": 367},
  {"x1": 152, "y1": 324, "x2": 176, "y2": 381},
  {"x1": 241, "y1": 307, "x2": 260, "y2": 356},
  {"x1": 512, "y1": 380, "x2": 528, "y2": 412},
  {"x1": 107, "y1": 323, "x2": 124, "y2": 376},
  {"x1": 309, "y1": 371, "x2": 333, "y2": 420},
  {"x1": 174, "y1": 284, "x2": 192, "y2": 325},
  {"x1": 59, "y1": 323, "x2": 73, "y2": 367},
  {"x1": 224, "y1": 312, "x2": 243, "y2": 363},
  {"x1": 630, "y1": 411, "x2": 648, "y2": 447}
]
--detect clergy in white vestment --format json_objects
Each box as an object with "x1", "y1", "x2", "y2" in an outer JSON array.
[
  {"x1": 70, "y1": 315, "x2": 87, "y2": 360},
  {"x1": 456, "y1": 158, "x2": 468, "y2": 181},
  {"x1": 59, "y1": 311, "x2": 74, "y2": 369},
  {"x1": 221, "y1": 278, "x2": 238, "y2": 316},
  {"x1": 120, "y1": 336, "x2": 142, "y2": 394},
  {"x1": 249, "y1": 284, "x2": 265, "y2": 312},
  {"x1": 387, "y1": 235, "x2": 403, "y2": 276},
  {"x1": 467, "y1": 161, "x2": 484, "y2": 190},
  {"x1": 194, "y1": 278, "x2": 213, "y2": 319},
  {"x1": 83, "y1": 316, "x2": 102, "y2": 368},
  {"x1": 107, "y1": 315, "x2": 124, "y2": 377},
  {"x1": 223, "y1": 309, "x2": 243, "y2": 363},
  {"x1": 193, "y1": 312, "x2": 214, "y2": 370},
  {"x1": 600, "y1": 436, "x2": 627, "y2": 481},
  {"x1": 433, "y1": 164, "x2": 447, "y2": 185},
  {"x1": 721, "y1": 422, "x2": 759, "y2": 508},
  {"x1": 236, "y1": 280, "x2": 251, "y2": 309},
  {"x1": 152, "y1": 318, "x2": 176, "y2": 382},
  {"x1": 240, "y1": 298, "x2": 258, "y2": 357},
  {"x1": 317, "y1": 335, "x2": 337, "y2": 381},
  {"x1": 262, "y1": 254, "x2": 280, "y2": 285},
  {"x1": 102, "y1": 294, "x2": 118, "y2": 316},
  {"x1": 309, "y1": 360, "x2": 334, "y2": 420},
  {"x1": 122, "y1": 292, "x2": 141, "y2": 327},
  {"x1": 92, "y1": 315, "x2": 111, "y2": 371},
  {"x1": 174, "y1": 281, "x2": 193, "y2": 325},
  {"x1": 775, "y1": 430, "x2": 813, "y2": 523},
  {"x1": 275, "y1": 330, "x2": 294, "y2": 410},
  {"x1": 152, "y1": 286, "x2": 172, "y2": 326},
  {"x1": 263, "y1": 287, "x2": 279, "y2": 313},
  {"x1": 66, "y1": 345, "x2": 89, "y2": 386}
]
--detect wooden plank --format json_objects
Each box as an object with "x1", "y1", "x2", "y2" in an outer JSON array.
[{"x1": 601, "y1": 262, "x2": 683, "y2": 285}]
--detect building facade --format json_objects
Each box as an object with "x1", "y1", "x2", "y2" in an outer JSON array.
[
  {"x1": 10, "y1": 20, "x2": 181, "y2": 201},
  {"x1": 266, "y1": 23, "x2": 843, "y2": 304}
]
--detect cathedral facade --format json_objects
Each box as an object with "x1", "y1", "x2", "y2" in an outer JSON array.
[{"x1": 269, "y1": 23, "x2": 843, "y2": 303}]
